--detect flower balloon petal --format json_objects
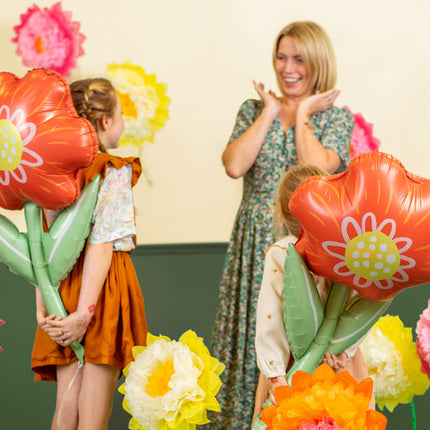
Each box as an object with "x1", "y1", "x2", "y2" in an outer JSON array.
[
  {"x1": 106, "y1": 61, "x2": 170, "y2": 148},
  {"x1": 261, "y1": 363, "x2": 387, "y2": 430},
  {"x1": 0, "y1": 68, "x2": 98, "y2": 210},
  {"x1": 119, "y1": 330, "x2": 224, "y2": 430},
  {"x1": 361, "y1": 315, "x2": 429, "y2": 412},
  {"x1": 290, "y1": 151, "x2": 430, "y2": 302},
  {"x1": 416, "y1": 299, "x2": 430, "y2": 378},
  {"x1": 12, "y1": 2, "x2": 85, "y2": 77}
]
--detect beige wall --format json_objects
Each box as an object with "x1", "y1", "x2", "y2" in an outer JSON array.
[{"x1": 1, "y1": 0, "x2": 430, "y2": 244}]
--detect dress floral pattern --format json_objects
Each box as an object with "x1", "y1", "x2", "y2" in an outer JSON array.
[{"x1": 206, "y1": 99, "x2": 353, "y2": 429}]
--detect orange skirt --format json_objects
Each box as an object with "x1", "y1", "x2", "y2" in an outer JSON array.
[{"x1": 31, "y1": 251, "x2": 147, "y2": 382}]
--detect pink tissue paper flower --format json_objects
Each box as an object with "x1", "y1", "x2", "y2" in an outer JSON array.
[
  {"x1": 416, "y1": 299, "x2": 430, "y2": 378},
  {"x1": 11, "y1": 2, "x2": 85, "y2": 77},
  {"x1": 343, "y1": 106, "x2": 381, "y2": 160},
  {"x1": 299, "y1": 416, "x2": 343, "y2": 430}
]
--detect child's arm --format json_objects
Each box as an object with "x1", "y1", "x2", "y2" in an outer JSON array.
[
  {"x1": 47, "y1": 241, "x2": 113, "y2": 346},
  {"x1": 256, "y1": 238, "x2": 296, "y2": 402}
]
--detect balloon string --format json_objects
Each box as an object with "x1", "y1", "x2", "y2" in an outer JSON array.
[
  {"x1": 57, "y1": 361, "x2": 83, "y2": 430},
  {"x1": 410, "y1": 401, "x2": 416, "y2": 430}
]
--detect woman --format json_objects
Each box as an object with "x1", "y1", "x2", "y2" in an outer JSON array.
[{"x1": 207, "y1": 21, "x2": 354, "y2": 430}]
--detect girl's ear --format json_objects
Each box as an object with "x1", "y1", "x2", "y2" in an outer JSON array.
[{"x1": 98, "y1": 114, "x2": 111, "y2": 131}]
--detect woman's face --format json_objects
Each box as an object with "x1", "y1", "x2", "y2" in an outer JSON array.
[{"x1": 275, "y1": 36, "x2": 314, "y2": 100}]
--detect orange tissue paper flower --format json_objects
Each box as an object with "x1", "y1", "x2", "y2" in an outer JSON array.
[{"x1": 261, "y1": 364, "x2": 387, "y2": 430}]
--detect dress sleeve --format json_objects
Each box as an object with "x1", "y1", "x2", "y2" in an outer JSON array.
[
  {"x1": 88, "y1": 163, "x2": 136, "y2": 245},
  {"x1": 319, "y1": 107, "x2": 354, "y2": 172},
  {"x1": 255, "y1": 243, "x2": 291, "y2": 378},
  {"x1": 227, "y1": 99, "x2": 262, "y2": 145}
]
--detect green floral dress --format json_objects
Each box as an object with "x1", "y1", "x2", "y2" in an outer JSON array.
[{"x1": 206, "y1": 99, "x2": 353, "y2": 430}]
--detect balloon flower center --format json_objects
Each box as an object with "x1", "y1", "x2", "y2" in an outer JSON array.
[
  {"x1": 0, "y1": 120, "x2": 23, "y2": 171},
  {"x1": 145, "y1": 359, "x2": 174, "y2": 397},
  {"x1": 344, "y1": 231, "x2": 400, "y2": 280},
  {"x1": 118, "y1": 91, "x2": 138, "y2": 119}
]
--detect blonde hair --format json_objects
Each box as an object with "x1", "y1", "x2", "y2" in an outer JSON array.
[
  {"x1": 275, "y1": 164, "x2": 328, "y2": 238},
  {"x1": 69, "y1": 78, "x2": 117, "y2": 152},
  {"x1": 273, "y1": 21, "x2": 337, "y2": 94}
]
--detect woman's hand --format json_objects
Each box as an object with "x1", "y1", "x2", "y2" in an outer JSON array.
[
  {"x1": 46, "y1": 310, "x2": 91, "y2": 346},
  {"x1": 323, "y1": 351, "x2": 347, "y2": 372},
  {"x1": 298, "y1": 88, "x2": 340, "y2": 117},
  {"x1": 253, "y1": 80, "x2": 281, "y2": 119},
  {"x1": 269, "y1": 375, "x2": 288, "y2": 404}
]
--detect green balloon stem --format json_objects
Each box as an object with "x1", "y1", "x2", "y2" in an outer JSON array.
[
  {"x1": 24, "y1": 201, "x2": 84, "y2": 363},
  {"x1": 286, "y1": 282, "x2": 350, "y2": 385}
]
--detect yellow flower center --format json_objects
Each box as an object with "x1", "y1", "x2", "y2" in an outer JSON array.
[
  {"x1": 117, "y1": 91, "x2": 138, "y2": 119},
  {"x1": 35, "y1": 36, "x2": 44, "y2": 53},
  {"x1": 345, "y1": 231, "x2": 400, "y2": 280},
  {"x1": 145, "y1": 359, "x2": 175, "y2": 398},
  {"x1": 0, "y1": 120, "x2": 23, "y2": 171}
]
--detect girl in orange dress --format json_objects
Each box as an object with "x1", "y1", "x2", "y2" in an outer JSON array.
[{"x1": 31, "y1": 78, "x2": 147, "y2": 430}]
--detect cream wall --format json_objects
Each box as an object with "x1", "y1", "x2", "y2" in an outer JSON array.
[{"x1": 1, "y1": 0, "x2": 430, "y2": 244}]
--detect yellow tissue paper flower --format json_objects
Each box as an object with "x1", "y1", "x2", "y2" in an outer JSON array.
[
  {"x1": 361, "y1": 314, "x2": 430, "y2": 412},
  {"x1": 106, "y1": 61, "x2": 170, "y2": 148},
  {"x1": 119, "y1": 330, "x2": 225, "y2": 430}
]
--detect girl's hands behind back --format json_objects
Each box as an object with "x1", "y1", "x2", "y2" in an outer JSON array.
[{"x1": 46, "y1": 310, "x2": 91, "y2": 346}]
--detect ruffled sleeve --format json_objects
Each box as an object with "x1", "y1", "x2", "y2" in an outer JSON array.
[{"x1": 88, "y1": 163, "x2": 136, "y2": 251}]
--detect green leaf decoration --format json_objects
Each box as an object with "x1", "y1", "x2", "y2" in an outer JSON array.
[
  {"x1": 326, "y1": 295, "x2": 392, "y2": 356},
  {"x1": 283, "y1": 243, "x2": 324, "y2": 359},
  {"x1": 43, "y1": 176, "x2": 100, "y2": 287},
  {"x1": 0, "y1": 214, "x2": 36, "y2": 285}
]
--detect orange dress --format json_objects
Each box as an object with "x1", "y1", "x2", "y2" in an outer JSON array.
[{"x1": 31, "y1": 153, "x2": 147, "y2": 382}]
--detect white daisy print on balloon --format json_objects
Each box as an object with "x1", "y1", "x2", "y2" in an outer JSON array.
[
  {"x1": 0, "y1": 105, "x2": 39, "y2": 186},
  {"x1": 322, "y1": 212, "x2": 416, "y2": 290}
]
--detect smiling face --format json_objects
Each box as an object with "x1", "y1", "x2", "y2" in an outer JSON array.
[{"x1": 274, "y1": 35, "x2": 314, "y2": 101}]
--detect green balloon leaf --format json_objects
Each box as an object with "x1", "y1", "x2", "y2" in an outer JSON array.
[
  {"x1": 283, "y1": 243, "x2": 324, "y2": 359},
  {"x1": 326, "y1": 295, "x2": 392, "y2": 356},
  {"x1": 0, "y1": 214, "x2": 36, "y2": 285},
  {"x1": 43, "y1": 176, "x2": 100, "y2": 287}
]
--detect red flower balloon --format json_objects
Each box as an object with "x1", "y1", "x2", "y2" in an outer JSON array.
[
  {"x1": 290, "y1": 151, "x2": 430, "y2": 302},
  {"x1": 0, "y1": 68, "x2": 98, "y2": 210}
]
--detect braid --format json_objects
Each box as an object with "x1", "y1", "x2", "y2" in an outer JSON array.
[{"x1": 70, "y1": 78, "x2": 117, "y2": 152}]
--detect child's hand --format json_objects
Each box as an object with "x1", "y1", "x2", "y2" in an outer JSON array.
[
  {"x1": 46, "y1": 310, "x2": 91, "y2": 346},
  {"x1": 37, "y1": 313, "x2": 65, "y2": 341},
  {"x1": 269, "y1": 376, "x2": 288, "y2": 404},
  {"x1": 323, "y1": 351, "x2": 347, "y2": 372}
]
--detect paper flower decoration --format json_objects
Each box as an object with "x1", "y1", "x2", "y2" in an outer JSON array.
[
  {"x1": 344, "y1": 107, "x2": 381, "y2": 159},
  {"x1": 119, "y1": 330, "x2": 225, "y2": 430},
  {"x1": 416, "y1": 300, "x2": 430, "y2": 378},
  {"x1": 106, "y1": 61, "x2": 170, "y2": 148},
  {"x1": 290, "y1": 151, "x2": 430, "y2": 302},
  {"x1": 361, "y1": 315, "x2": 430, "y2": 412},
  {"x1": 0, "y1": 68, "x2": 98, "y2": 210},
  {"x1": 260, "y1": 363, "x2": 387, "y2": 430},
  {"x1": 11, "y1": 2, "x2": 85, "y2": 77}
]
